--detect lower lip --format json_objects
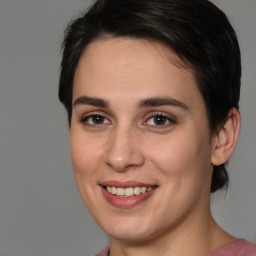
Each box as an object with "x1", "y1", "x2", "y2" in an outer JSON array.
[{"x1": 101, "y1": 186, "x2": 156, "y2": 209}]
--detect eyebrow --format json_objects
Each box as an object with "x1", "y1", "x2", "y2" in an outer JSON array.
[
  {"x1": 73, "y1": 95, "x2": 188, "y2": 110},
  {"x1": 73, "y1": 95, "x2": 108, "y2": 107},
  {"x1": 139, "y1": 97, "x2": 188, "y2": 110}
]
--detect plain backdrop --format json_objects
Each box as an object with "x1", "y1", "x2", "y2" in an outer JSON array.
[{"x1": 0, "y1": 1, "x2": 255, "y2": 256}]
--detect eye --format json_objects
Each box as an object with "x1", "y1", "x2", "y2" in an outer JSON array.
[
  {"x1": 80, "y1": 114, "x2": 111, "y2": 126},
  {"x1": 143, "y1": 113, "x2": 176, "y2": 128},
  {"x1": 148, "y1": 115, "x2": 168, "y2": 126}
]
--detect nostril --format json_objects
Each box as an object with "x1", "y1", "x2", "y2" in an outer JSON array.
[{"x1": 105, "y1": 150, "x2": 145, "y2": 172}]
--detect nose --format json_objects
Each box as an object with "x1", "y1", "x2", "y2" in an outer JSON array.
[{"x1": 105, "y1": 126, "x2": 145, "y2": 172}]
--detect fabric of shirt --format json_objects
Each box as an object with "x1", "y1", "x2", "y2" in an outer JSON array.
[
  {"x1": 207, "y1": 239, "x2": 256, "y2": 256},
  {"x1": 94, "y1": 239, "x2": 256, "y2": 256}
]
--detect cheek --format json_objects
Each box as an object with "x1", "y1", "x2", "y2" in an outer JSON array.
[
  {"x1": 69, "y1": 128, "x2": 106, "y2": 211},
  {"x1": 145, "y1": 133, "x2": 212, "y2": 220},
  {"x1": 146, "y1": 130, "x2": 212, "y2": 188},
  {"x1": 69, "y1": 129, "x2": 104, "y2": 177}
]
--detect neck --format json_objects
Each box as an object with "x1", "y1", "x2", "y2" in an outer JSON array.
[{"x1": 108, "y1": 211, "x2": 233, "y2": 256}]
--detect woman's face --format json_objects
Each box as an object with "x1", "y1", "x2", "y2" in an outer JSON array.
[{"x1": 70, "y1": 38, "x2": 216, "y2": 242}]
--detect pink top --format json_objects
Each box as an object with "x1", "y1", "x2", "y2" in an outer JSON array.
[
  {"x1": 207, "y1": 239, "x2": 256, "y2": 256},
  {"x1": 95, "y1": 239, "x2": 256, "y2": 256}
]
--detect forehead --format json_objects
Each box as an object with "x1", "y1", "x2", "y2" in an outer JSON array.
[{"x1": 73, "y1": 38, "x2": 202, "y2": 108}]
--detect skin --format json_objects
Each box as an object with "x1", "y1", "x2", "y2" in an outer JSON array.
[{"x1": 69, "y1": 38, "x2": 239, "y2": 256}]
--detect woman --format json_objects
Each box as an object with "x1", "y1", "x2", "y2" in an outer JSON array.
[{"x1": 59, "y1": 0, "x2": 256, "y2": 255}]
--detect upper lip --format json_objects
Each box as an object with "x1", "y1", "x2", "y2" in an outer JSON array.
[{"x1": 100, "y1": 180, "x2": 157, "y2": 188}]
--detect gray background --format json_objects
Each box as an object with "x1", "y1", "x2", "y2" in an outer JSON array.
[{"x1": 0, "y1": 0, "x2": 255, "y2": 256}]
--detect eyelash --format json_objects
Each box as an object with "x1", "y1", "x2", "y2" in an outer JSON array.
[
  {"x1": 79, "y1": 112, "x2": 176, "y2": 129},
  {"x1": 143, "y1": 112, "x2": 176, "y2": 129},
  {"x1": 79, "y1": 112, "x2": 111, "y2": 127}
]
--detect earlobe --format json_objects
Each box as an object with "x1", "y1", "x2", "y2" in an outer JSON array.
[{"x1": 211, "y1": 108, "x2": 241, "y2": 166}]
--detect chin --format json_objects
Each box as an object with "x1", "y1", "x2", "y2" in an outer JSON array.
[
  {"x1": 98, "y1": 215, "x2": 160, "y2": 242},
  {"x1": 107, "y1": 228, "x2": 154, "y2": 242}
]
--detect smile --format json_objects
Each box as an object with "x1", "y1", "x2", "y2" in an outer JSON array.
[
  {"x1": 105, "y1": 186, "x2": 154, "y2": 197},
  {"x1": 100, "y1": 182, "x2": 157, "y2": 208}
]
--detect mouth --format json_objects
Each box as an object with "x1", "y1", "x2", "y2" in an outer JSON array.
[
  {"x1": 103, "y1": 185, "x2": 156, "y2": 197},
  {"x1": 100, "y1": 182, "x2": 158, "y2": 208}
]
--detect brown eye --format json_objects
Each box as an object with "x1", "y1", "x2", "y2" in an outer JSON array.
[
  {"x1": 80, "y1": 114, "x2": 111, "y2": 126},
  {"x1": 153, "y1": 115, "x2": 168, "y2": 125},
  {"x1": 146, "y1": 115, "x2": 174, "y2": 126},
  {"x1": 143, "y1": 113, "x2": 176, "y2": 130},
  {"x1": 91, "y1": 115, "x2": 105, "y2": 124}
]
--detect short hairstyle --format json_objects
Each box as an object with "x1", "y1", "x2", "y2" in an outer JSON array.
[{"x1": 59, "y1": 0, "x2": 241, "y2": 193}]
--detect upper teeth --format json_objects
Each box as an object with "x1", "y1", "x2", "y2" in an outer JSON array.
[{"x1": 106, "y1": 186, "x2": 153, "y2": 197}]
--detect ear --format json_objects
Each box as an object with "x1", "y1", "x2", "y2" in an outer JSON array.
[{"x1": 211, "y1": 108, "x2": 241, "y2": 166}]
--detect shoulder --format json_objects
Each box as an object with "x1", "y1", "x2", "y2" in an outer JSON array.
[
  {"x1": 208, "y1": 239, "x2": 256, "y2": 256},
  {"x1": 239, "y1": 240, "x2": 256, "y2": 256},
  {"x1": 93, "y1": 247, "x2": 109, "y2": 256}
]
